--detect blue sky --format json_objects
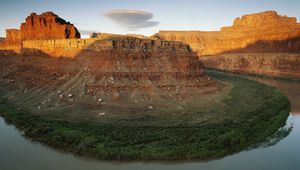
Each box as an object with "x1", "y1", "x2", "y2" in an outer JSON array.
[{"x1": 0, "y1": 0, "x2": 299, "y2": 37}]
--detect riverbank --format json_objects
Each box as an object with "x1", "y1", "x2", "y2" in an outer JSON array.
[{"x1": 0, "y1": 71, "x2": 290, "y2": 160}]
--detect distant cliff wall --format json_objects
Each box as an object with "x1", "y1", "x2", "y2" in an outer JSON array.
[
  {"x1": 200, "y1": 53, "x2": 300, "y2": 79},
  {"x1": 153, "y1": 11, "x2": 300, "y2": 79},
  {"x1": 153, "y1": 11, "x2": 300, "y2": 56}
]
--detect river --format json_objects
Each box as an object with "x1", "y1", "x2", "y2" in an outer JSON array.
[{"x1": 0, "y1": 77, "x2": 299, "y2": 170}]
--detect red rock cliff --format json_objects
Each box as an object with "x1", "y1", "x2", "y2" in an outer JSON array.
[
  {"x1": 0, "y1": 29, "x2": 22, "y2": 52},
  {"x1": 0, "y1": 11, "x2": 81, "y2": 52},
  {"x1": 5, "y1": 29, "x2": 21, "y2": 44},
  {"x1": 20, "y1": 12, "x2": 80, "y2": 40}
]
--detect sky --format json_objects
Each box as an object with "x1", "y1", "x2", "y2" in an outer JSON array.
[{"x1": 0, "y1": 0, "x2": 299, "y2": 38}]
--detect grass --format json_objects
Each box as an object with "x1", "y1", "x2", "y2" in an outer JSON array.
[{"x1": 0, "y1": 71, "x2": 291, "y2": 160}]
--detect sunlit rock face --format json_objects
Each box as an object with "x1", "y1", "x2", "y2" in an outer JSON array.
[
  {"x1": 153, "y1": 11, "x2": 300, "y2": 56},
  {"x1": 20, "y1": 12, "x2": 80, "y2": 40},
  {"x1": 0, "y1": 12, "x2": 81, "y2": 53},
  {"x1": 0, "y1": 29, "x2": 22, "y2": 52},
  {"x1": 221, "y1": 11, "x2": 297, "y2": 31},
  {"x1": 5, "y1": 29, "x2": 21, "y2": 44}
]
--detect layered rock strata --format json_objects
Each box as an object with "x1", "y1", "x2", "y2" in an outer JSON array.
[
  {"x1": 0, "y1": 11, "x2": 220, "y2": 123},
  {"x1": 0, "y1": 36, "x2": 220, "y2": 123},
  {"x1": 153, "y1": 11, "x2": 300, "y2": 79},
  {"x1": 153, "y1": 11, "x2": 300, "y2": 56},
  {"x1": 200, "y1": 53, "x2": 300, "y2": 79}
]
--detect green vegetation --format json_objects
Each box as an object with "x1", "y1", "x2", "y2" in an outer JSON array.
[{"x1": 0, "y1": 72, "x2": 290, "y2": 160}]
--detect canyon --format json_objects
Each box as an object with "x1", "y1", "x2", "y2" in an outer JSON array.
[
  {"x1": 2, "y1": 11, "x2": 299, "y2": 80},
  {"x1": 0, "y1": 11, "x2": 291, "y2": 160},
  {"x1": 0, "y1": 12, "x2": 220, "y2": 124},
  {"x1": 154, "y1": 11, "x2": 300, "y2": 79}
]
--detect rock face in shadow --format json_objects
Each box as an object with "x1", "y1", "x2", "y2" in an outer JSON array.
[
  {"x1": 20, "y1": 12, "x2": 80, "y2": 40},
  {"x1": 200, "y1": 53, "x2": 300, "y2": 79},
  {"x1": 153, "y1": 11, "x2": 300, "y2": 56}
]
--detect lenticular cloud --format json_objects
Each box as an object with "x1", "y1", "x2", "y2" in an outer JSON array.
[{"x1": 104, "y1": 9, "x2": 159, "y2": 30}]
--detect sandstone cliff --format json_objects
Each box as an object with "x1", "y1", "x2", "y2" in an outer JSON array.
[
  {"x1": 0, "y1": 29, "x2": 22, "y2": 52},
  {"x1": 0, "y1": 12, "x2": 80, "y2": 53},
  {"x1": 153, "y1": 11, "x2": 300, "y2": 56},
  {"x1": 5, "y1": 29, "x2": 21, "y2": 44},
  {"x1": 20, "y1": 12, "x2": 80, "y2": 40},
  {"x1": 153, "y1": 11, "x2": 300, "y2": 79},
  {"x1": 19, "y1": 35, "x2": 194, "y2": 58},
  {"x1": 200, "y1": 53, "x2": 300, "y2": 79}
]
